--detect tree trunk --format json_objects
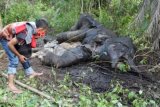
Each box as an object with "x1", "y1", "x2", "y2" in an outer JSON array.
[{"x1": 132, "y1": 0, "x2": 160, "y2": 50}]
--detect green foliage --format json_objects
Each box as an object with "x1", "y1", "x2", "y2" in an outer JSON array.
[
  {"x1": 128, "y1": 91, "x2": 137, "y2": 100},
  {"x1": 117, "y1": 62, "x2": 130, "y2": 72},
  {"x1": 0, "y1": 0, "x2": 6, "y2": 15},
  {"x1": 1, "y1": 0, "x2": 142, "y2": 35},
  {"x1": 52, "y1": 10, "x2": 79, "y2": 33},
  {"x1": 1, "y1": 0, "x2": 148, "y2": 49},
  {"x1": 0, "y1": 72, "x2": 159, "y2": 107},
  {"x1": 1, "y1": 0, "x2": 148, "y2": 51},
  {"x1": 2, "y1": 0, "x2": 56, "y2": 32},
  {"x1": 49, "y1": 0, "x2": 81, "y2": 33},
  {"x1": 140, "y1": 57, "x2": 148, "y2": 65},
  {"x1": 3, "y1": 1, "x2": 32, "y2": 24}
]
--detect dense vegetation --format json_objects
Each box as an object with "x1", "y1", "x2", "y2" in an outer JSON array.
[
  {"x1": 0, "y1": 0, "x2": 159, "y2": 106},
  {"x1": 1, "y1": 0, "x2": 143, "y2": 36},
  {"x1": 0, "y1": 70, "x2": 159, "y2": 107}
]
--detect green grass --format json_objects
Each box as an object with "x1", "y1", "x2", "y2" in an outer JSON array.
[{"x1": 0, "y1": 70, "x2": 159, "y2": 107}]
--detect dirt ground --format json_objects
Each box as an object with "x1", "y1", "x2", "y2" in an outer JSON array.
[{"x1": 0, "y1": 49, "x2": 160, "y2": 100}]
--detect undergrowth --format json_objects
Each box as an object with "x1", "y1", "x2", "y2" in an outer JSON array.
[{"x1": 0, "y1": 70, "x2": 159, "y2": 107}]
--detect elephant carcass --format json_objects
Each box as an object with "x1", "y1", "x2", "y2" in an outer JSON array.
[
  {"x1": 56, "y1": 13, "x2": 117, "y2": 44},
  {"x1": 56, "y1": 29, "x2": 87, "y2": 43},
  {"x1": 70, "y1": 13, "x2": 101, "y2": 30},
  {"x1": 42, "y1": 46, "x2": 92, "y2": 68},
  {"x1": 98, "y1": 37, "x2": 140, "y2": 72},
  {"x1": 32, "y1": 41, "x2": 81, "y2": 61}
]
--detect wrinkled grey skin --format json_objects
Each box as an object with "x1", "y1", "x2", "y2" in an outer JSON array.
[
  {"x1": 40, "y1": 14, "x2": 139, "y2": 72},
  {"x1": 97, "y1": 37, "x2": 140, "y2": 72},
  {"x1": 42, "y1": 46, "x2": 92, "y2": 68},
  {"x1": 56, "y1": 13, "x2": 117, "y2": 45}
]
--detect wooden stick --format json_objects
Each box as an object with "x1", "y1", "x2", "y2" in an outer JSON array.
[{"x1": 1, "y1": 73, "x2": 55, "y2": 101}]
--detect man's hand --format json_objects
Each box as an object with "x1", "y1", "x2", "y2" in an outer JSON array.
[
  {"x1": 8, "y1": 37, "x2": 24, "y2": 61},
  {"x1": 18, "y1": 55, "x2": 27, "y2": 63}
]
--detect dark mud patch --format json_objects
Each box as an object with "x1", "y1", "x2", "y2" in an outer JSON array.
[{"x1": 29, "y1": 56, "x2": 160, "y2": 100}]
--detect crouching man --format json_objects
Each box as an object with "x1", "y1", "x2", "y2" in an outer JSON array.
[{"x1": 0, "y1": 18, "x2": 48, "y2": 93}]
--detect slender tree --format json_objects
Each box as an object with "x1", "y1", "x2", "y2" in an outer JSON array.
[{"x1": 133, "y1": 0, "x2": 160, "y2": 50}]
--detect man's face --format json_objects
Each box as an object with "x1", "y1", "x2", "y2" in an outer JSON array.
[{"x1": 35, "y1": 28, "x2": 47, "y2": 39}]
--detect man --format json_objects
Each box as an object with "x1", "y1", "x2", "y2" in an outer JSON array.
[{"x1": 0, "y1": 18, "x2": 48, "y2": 94}]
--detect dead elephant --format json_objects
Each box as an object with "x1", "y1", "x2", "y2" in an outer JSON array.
[
  {"x1": 36, "y1": 14, "x2": 139, "y2": 72},
  {"x1": 56, "y1": 14, "x2": 117, "y2": 44},
  {"x1": 42, "y1": 46, "x2": 92, "y2": 68},
  {"x1": 97, "y1": 37, "x2": 140, "y2": 72}
]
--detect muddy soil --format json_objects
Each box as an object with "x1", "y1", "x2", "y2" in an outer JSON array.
[{"x1": 0, "y1": 49, "x2": 160, "y2": 100}]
